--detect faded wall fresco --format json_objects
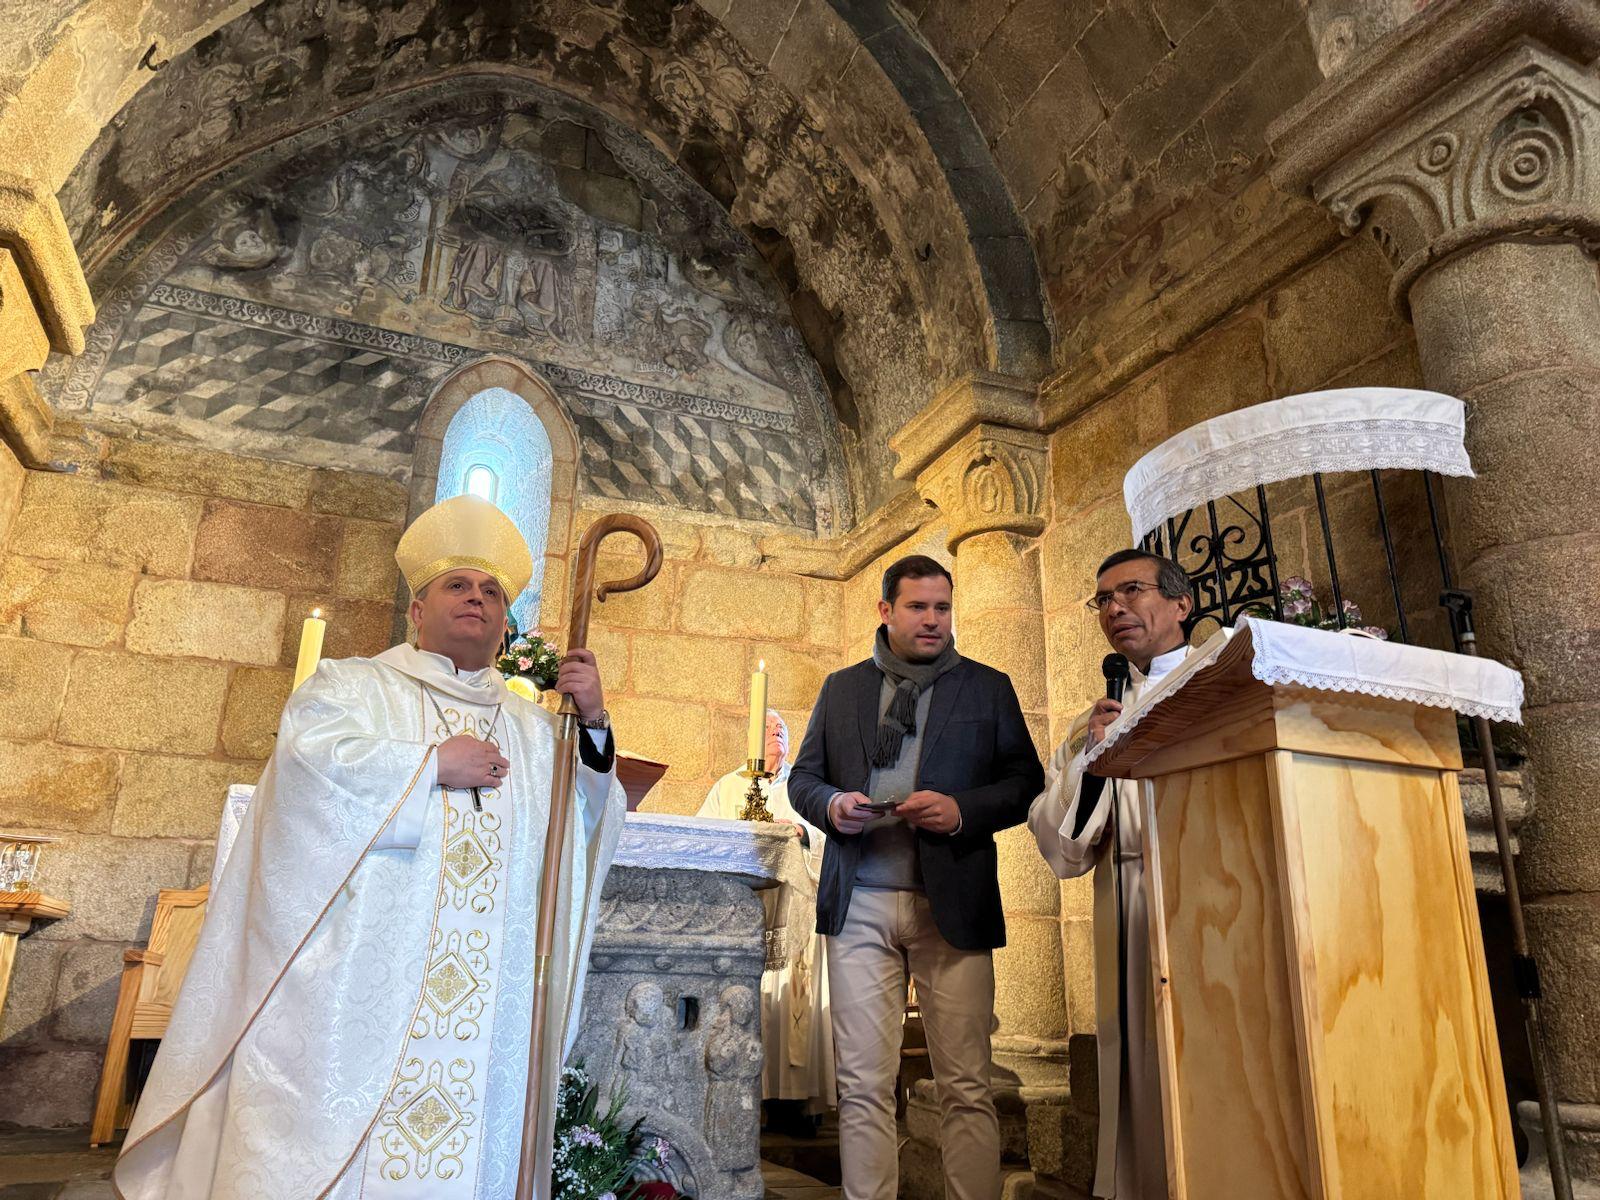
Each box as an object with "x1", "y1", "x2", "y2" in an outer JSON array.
[{"x1": 44, "y1": 81, "x2": 849, "y2": 532}]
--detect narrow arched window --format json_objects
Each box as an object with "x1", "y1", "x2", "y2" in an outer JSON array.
[
  {"x1": 463, "y1": 463, "x2": 498, "y2": 504},
  {"x1": 435, "y1": 387, "x2": 553, "y2": 631}
]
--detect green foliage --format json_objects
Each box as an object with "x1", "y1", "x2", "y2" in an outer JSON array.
[{"x1": 552, "y1": 1063, "x2": 672, "y2": 1200}]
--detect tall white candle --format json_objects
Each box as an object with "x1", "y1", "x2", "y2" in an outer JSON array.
[
  {"x1": 292, "y1": 608, "x2": 326, "y2": 691},
  {"x1": 746, "y1": 659, "x2": 768, "y2": 763}
]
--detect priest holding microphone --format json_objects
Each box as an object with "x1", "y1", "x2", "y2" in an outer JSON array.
[{"x1": 1029, "y1": 548, "x2": 1195, "y2": 1200}]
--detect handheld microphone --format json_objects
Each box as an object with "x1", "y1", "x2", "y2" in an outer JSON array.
[
  {"x1": 1102, "y1": 653, "x2": 1130, "y2": 704},
  {"x1": 1074, "y1": 654, "x2": 1131, "y2": 838}
]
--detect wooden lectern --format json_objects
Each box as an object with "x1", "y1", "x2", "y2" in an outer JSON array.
[{"x1": 1091, "y1": 626, "x2": 1518, "y2": 1200}]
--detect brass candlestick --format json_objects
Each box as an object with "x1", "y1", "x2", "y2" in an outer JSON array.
[{"x1": 737, "y1": 757, "x2": 775, "y2": 822}]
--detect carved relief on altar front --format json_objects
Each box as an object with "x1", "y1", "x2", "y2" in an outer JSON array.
[
  {"x1": 572, "y1": 865, "x2": 768, "y2": 1200},
  {"x1": 703, "y1": 986, "x2": 762, "y2": 1176},
  {"x1": 613, "y1": 981, "x2": 681, "y2": 1116}
]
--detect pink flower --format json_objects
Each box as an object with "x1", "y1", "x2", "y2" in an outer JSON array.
[{"x1": 518, "y1": 656, "x2": 533, "y2": 670}]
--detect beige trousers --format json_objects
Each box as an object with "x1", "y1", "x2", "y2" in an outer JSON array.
[{"x1": 827, "y1": 887, "x2": 999, "y2": 1200}]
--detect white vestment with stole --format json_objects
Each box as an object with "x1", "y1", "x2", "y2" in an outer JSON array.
[
  {"x1": 115, "y1": 644, "x2": 624, "y2": 1200},
  {"x1": 1028, "y1": 645, "x2": 1190, "y2": 1200}
]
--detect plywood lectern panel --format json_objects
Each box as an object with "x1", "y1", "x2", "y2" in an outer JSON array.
[
  {"x1": 1148, "y1": 757, "x2": 1314, "y2": 1200},
  {"x1": 1272, "y1": 753, "x2": 1517, "y2": 1200}
]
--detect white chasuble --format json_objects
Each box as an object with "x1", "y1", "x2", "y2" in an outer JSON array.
[
  {"x1": 115, "y1": 645, "x2": 625, "y2": 1200},
  {"x1": 695, "y1": 772, "x2": 836, "y2": 1113}
]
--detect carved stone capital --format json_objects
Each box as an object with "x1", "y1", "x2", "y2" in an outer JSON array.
[
  {"x1": 1269, "y1": 2, "x2": 1600, "y2": 315},
  {"x1": 915, "y1": 423, "x2": 1048, "y2": 551},
  {"x1": 0, "y1": 173, "x2": 94, "y2": 362},
  {"x1": 889, "y1": 372, "x2": 1041, "y2": 483},
  {"x1": 0, "y1": 173, "x2": 93, "y2": 464},
  {"x1": 1332, "y1": 44, "x2": 1600, "y2": 311}
]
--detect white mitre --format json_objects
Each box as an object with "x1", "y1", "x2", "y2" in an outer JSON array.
[{"x1": 394, "y1": 493, "x2": 533, "y2": 600}]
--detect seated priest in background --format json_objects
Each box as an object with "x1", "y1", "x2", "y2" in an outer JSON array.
[
  {"x1": 696, "y1": 710, "x2": 837, "y2": 1131},
  {"x1": 116, "y1": 495, "x2": 627, "y2": 1200},
  {"x1": 1028, "y1": 548, "x2": 1194, "y2": 1200}
]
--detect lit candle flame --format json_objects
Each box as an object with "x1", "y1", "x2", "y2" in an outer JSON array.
[
  {"x1": 758, "y1": 658, "x2": 766, "y2": 671},
  {"x1": 312, "y1": 607, "x2": 322, "y2": 619}
]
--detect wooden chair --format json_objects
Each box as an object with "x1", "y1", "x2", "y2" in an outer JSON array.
[{"x1": 89, "y1": 885, "x2": 209, "y2": 1147}]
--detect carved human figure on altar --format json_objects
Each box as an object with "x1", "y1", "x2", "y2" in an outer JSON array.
[
  {"x1": 696, "y1": 712, "x2": 837, "y2": 1125},
  {"x1": 115, "y1": 495, "x2": 628, "y2": 1200},
  {"x1": 703, "y1": 985, "x2": 763, "y2": 1171},
  {"x1": 614, "y1": 980, "x2": 680, "y2": 1115}
]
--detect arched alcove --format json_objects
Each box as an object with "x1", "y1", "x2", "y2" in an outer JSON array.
[
  {"x1": 433, "y1": 386, "x2": 555, "y2": 631},
  {"x1": 412, "y1": 356, "x2": 579, "y2": 639}
]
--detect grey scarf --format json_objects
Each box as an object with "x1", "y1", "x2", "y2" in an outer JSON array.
[{"x1": 871, "y1": 625, "x2": 960, "y2": 768}]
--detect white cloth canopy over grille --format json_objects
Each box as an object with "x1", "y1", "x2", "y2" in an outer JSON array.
[{"x1": 1122, "y1": 387, "x2": 1475, "y2": 543}]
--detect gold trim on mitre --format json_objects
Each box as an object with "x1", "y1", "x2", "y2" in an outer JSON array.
[{"x1": 395, "y1": 496, "x2": 533, "y2": 600}]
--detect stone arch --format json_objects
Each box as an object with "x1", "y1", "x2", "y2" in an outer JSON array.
[
  {"x1": 7, "y1": 0, "x2": 1048, "y2": 508},
  {"x1": 411, "y1": 355, "x2": 578, "y2": 639}
]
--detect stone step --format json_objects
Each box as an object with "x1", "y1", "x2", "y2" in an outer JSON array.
[{"x1": 761, "y1": 1158, "x2": 840, "y2": 1200}]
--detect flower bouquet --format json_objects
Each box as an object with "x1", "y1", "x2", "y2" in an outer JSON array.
[
  {"x1": 496, "y1": 633, "x2": 563, "y2": 692},
  {"x1": 553, "y1": 1064, "x2": 675, "y2": 1200},
  {"x1": 1247, "y1": 576, "x2": 1388, "y2": 639}
]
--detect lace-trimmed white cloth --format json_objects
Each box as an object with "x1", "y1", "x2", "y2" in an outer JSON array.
[
  {"x1": 1086, "y1": 616, "x2": 1524, "y2": 769},
  {"x1": 210, "y1": 784, "x2": 257, "y2": 891},
  {"x1": 1123, "y1": 388, "x2": 1474, "y2": 542},
  {"x1": 611, "y1": 811, "x2": 814, "y2": 970}
]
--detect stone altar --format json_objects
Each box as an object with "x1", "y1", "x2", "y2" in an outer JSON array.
[{"x1": 571, "y1": 812, "x2": 809, "y2": 1200}]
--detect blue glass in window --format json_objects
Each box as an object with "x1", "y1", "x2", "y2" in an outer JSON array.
[{"x1": 435, "y1": 387, "x2": 553, "y2": 629}]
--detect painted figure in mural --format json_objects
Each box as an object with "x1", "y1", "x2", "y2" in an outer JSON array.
[
  {"x1": 703, "y1": 986, "x2": 764, "y2": 1173},
  {"x1": 113, "y1": 496, "x2": 627, "y2": 1200},
  {"x1": 788, "y1": 555, "x2": 1045, "y2": 1200},
  {"x1": 721, "y1": 312, "x2": 787, "y2": 389},
  {"x1": 615, "y1": 980, "x2": 680, "y2": 1116},
  {"x1": 1029, "y1": 549, "x2": 1196, "y2": 1200},
  {"x1": 511, "y1": 251, "x2": 566, "y2": 338},
  {"x1": 696, "y1": 712, "x2": 837, "y2": 1128},
  {"x1": 629, "y1": 288, "x2": 713, "y2": 375},
  {"x1": 199, "y1": 203, "x2": 287, "y2": 272}
]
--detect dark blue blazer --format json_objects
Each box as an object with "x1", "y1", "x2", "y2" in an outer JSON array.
[{"x1": 787, "y1": 656, "x2": 1044, "y2": 951}]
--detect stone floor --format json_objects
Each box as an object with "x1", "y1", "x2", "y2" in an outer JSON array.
[{"x1": 0, "y1": 1128, "x2": 842, "y2": 1200}]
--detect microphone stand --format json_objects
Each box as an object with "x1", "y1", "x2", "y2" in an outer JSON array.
[{"x1": 1092, "y1": 653, "x2": 1132, "y2": 1161}]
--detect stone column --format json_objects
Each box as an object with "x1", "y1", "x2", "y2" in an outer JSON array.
[{"x1": 1269, "y1": 0, "x2": 1600, "y2": 1176}]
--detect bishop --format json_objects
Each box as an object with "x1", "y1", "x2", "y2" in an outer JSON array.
[{"x1": 116, "y1": 496, "x2": 627, "y2": 1200}]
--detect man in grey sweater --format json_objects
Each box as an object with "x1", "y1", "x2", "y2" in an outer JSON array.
[{"x1": 789, "y1": 555, "x2": 1044, "y2": 1200}]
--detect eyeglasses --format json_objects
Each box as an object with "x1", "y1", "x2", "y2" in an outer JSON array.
[{"x1": 1085, "y1": 581, "x2": 1161, "y2": 612}]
